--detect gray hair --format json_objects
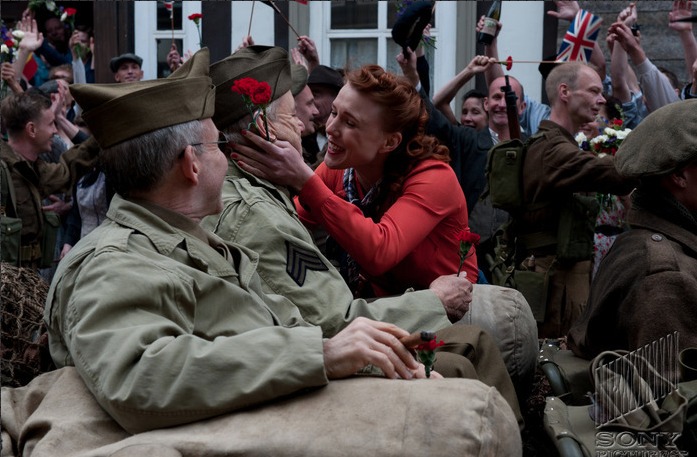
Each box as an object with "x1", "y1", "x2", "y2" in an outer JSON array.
[
  {"x1": 220, "y1": 96, "x2": 283, "y2": 142},
  {"x1": 101, "y1": 120, "x2": 205, "y2": 197}
]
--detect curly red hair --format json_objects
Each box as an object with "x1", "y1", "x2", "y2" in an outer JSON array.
[{"x1": 346, "y1": 65, "x2": 450, "y2": 216}]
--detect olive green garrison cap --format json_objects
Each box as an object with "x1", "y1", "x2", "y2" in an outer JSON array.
[
  {"x1": 210, "y1": 45, "x2": 292, "y2": 130},
  {"x1": 70, "y1": 48, "x2": 215, "y2": 149}
]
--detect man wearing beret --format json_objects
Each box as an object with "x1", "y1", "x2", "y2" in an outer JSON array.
[
  {"x1": 109, "y1": 52, "x2": 144, "y2": 83},
  {"x1": 568, "y1": 99, "x2": 697, "y2": 358},
  {"x1": 203, "y1": 46, "x2": 525, "y2": 425},
  {"x1": 44, "y1": 48, "x2": 488, "y2": 435}
]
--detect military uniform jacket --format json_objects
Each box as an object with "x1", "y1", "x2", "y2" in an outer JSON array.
[
  {"x1": 568, "y1": 204, "x2": 697, "y2": 358},
  {"x1": 201, "y1": 162, "x2": 450, "y2": 338},
  {"x1": 521, "y1": 120, "x2": 635, "y2": 236},
  {"x1": 0, "y1": 139, "x2": 99, "y2": 248},
  {"x1": 45, "y1": 195, "x2": 328, "y2": 434}
]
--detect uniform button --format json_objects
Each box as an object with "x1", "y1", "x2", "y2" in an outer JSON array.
[{"x1": 651, "y1": 234, "x2": 663, "y2": 242}]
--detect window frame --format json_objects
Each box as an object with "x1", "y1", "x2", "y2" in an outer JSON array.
[{"x1": 309, "y1": 1, "x2": 457, "y2": 94}]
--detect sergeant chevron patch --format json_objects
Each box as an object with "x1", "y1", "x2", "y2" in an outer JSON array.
[{"x1": 285, "y1": 240, "x2": 329, "y2": 286}]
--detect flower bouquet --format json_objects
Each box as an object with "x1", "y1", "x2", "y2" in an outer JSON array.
[
  {"x1": 576, "y1": 118, "x2": 632, "y2": 208},
  {"x1": 576, "y1": 118, "x2": 631, "y2": 158}
]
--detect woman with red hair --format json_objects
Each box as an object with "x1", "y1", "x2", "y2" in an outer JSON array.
[{"x1": 233, "y1": 64, "x2": 476, "y2": 298}]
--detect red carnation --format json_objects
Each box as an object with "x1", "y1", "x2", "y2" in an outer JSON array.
[
  {"x1": 416, "y1": 339, "x2": 445, "y2": 352},
  {"x1": 455, "y1": 229, "x2": 479, "y2": 276},
  {"x1": 505, "y1": 55, "x2": 513, "y2": 71},
  {"x1": 250, "y1": 82, "x2": 272, "y2": 105},
  {"x1": 188, "y1": 13, "x2": 203, "y2": 21},
  {"x1": 456, "y1": 229, "x2": 480, "y2": 245},
  {"x1": 64, "y1": 7, "x2": 77, "y2": 16}
]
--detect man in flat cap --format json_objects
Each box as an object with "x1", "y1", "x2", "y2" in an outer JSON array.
[
  {"x1": 569, "y1": 99, "x2": 697, "y2": 359},
  {"x1": 109, "y1": 52, "x2": 144, "y2": 83},
  {"x1": 44, "y1": 48, "x2": 479, "y2": 435},
  {"x1": 204, "y1": 46, "x2": 527, "y2": 424}
]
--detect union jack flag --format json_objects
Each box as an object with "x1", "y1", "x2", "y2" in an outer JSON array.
[{"x1": 556, "y1": 10, "x2": 602, "y2": 63}]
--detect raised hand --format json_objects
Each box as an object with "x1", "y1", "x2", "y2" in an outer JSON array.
[
  {"x1": 296, "y1": 36, "x2": 319, "y2": 71},
  {"x1": 617, "y1": 2, "x2": 638, "y2": 26},
  {"x1": 167, "y1": 43, "x2": 183, "y2": 72},
  {"x1": 465, "y1": 55, "x2": 498, "y2": 75},
  {"x1": 17, "y1": 17, "x2": 43, "y2": 52},
  {"x1": 668, "y1": 0, "x2": 693, "y2": 32},
  {"x1": 476, "y1": 14, "x2": 502, "y2": 39},
  {"x1": 548, "y1": 1, "x2": 580, "y2": 21}
]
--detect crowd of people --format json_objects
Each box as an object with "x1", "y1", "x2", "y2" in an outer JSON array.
[{"x1": 1, "y1": 1, "x2": 696, "y2": 455}]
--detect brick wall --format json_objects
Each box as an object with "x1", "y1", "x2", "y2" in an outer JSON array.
[{"x1": 557, "y1": 1, "x2": 695, "y2": 89}]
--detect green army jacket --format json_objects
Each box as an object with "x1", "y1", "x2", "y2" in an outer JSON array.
[
  {"x1": 0, "y1": 139, "x2": 99, "y2": 250},
  {"x1": 45, "y1": 195, "x2": 328, "y2": 434},
  {"x1": 201, "y1": 161, "x2": 451, "y2": 338}
]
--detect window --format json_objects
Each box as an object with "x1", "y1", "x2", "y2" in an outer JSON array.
[
  {"x1": 309, "y1": 1, "x2": 456, "y2": 96},
  {"x1": 134, "y1": 1, "x2": 203, "y2": 80}
]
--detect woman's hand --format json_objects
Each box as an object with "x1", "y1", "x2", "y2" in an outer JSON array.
[{"x1": 231, "y1": 132, "x2": 314, "y2": 193}]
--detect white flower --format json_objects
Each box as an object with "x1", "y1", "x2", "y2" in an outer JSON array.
[
  {"x1": 575, "y1": 132, "x2": 588, "y2": 145},
  {"x1": 591, "y1": 134, "x2": 609, "y2": 146},
  {"x1": 615, "y1": 128, "x2": 631, "y2": 140},
  {"x1": 0, "y1": 44, "x2": 9, "y2": 54},
  {"x1": 603, "y1": 127, "x2": 619, "y2": 137},
  {"x1": 60, "y1": 12, "x2": 67, "y2": 22},
  {"x1": 46, "y1": 1, "x2": 56, "y2": 11},
  {"x1": 12, "y1": 30, "x2": 25, "y2": 40}
]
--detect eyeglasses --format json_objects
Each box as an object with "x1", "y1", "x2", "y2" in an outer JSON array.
[{"x1": 190, "y1": 131, "x2": 229, "y2": 147}]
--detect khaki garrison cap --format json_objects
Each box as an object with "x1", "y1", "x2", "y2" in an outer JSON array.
[
  {"x1": 210, "y1": 46, "x2": 292, "y2": 130},
  {"x1": 70, "y1": 48, "x2": 215, "y2": 149},
  {"x1": 615, "y1": 99, "x2": 697, "y2": 178}
]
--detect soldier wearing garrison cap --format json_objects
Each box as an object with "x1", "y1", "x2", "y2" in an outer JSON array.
[
  {"x1": 203, "y1": 47, "x2": 527, "y2": 425},
  {"x1": 47, "y1": 48, "x2": 499, "y2": 436},
  {"x1": 569, "y1": 99, "x2": 697, "y2": 364}
]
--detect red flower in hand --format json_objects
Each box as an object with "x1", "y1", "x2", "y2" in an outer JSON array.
[
  {"x1": 64, "y1": 7, "x2": 77, "y2": 16},
  {"x1": 455, "y1": 229, "x2": 480, "y2": 276},
  {"x1": 505, "y1": 55, "x2": 513, "y2": 71}
]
